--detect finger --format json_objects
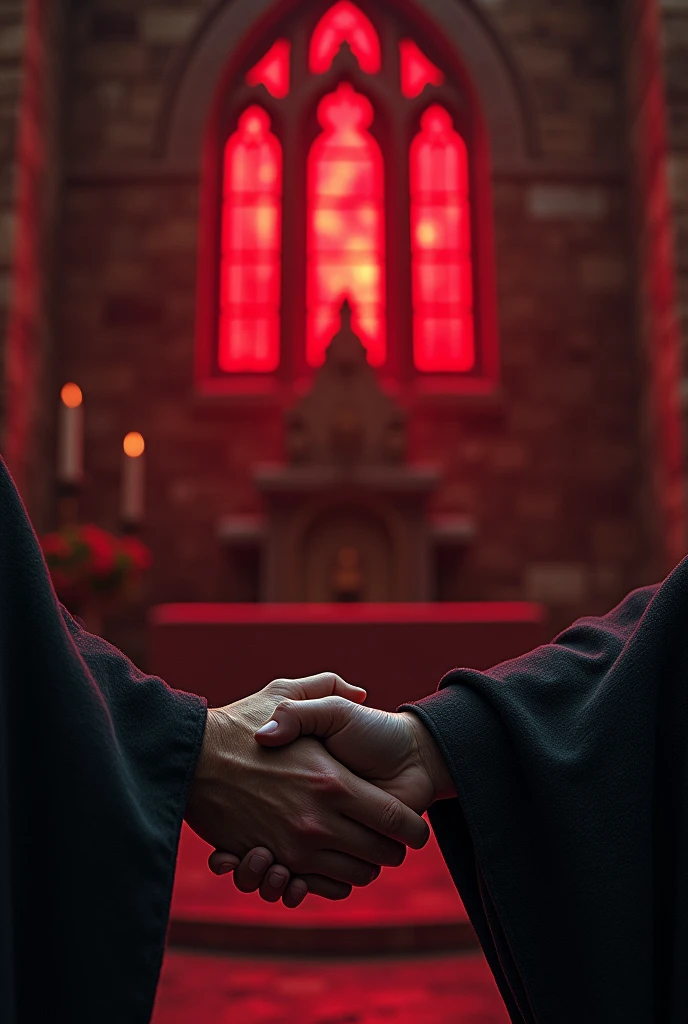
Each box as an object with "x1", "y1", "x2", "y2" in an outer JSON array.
[
  {"x1": 256, "y1": 695, "x2": 359, "y2": 746},
  {"x1": 304, "y1": 850, "x2": 382, "y2": 887},
  {"x1": 317, "y1": 814, "x2": 408, "y2": 868},
  {"x1": 344, "y1": 779, "x2": 430, "y2": 851},
  {"x1": 259, "y1": 863, "x2": 291, "y2": 903},
  {"x1": 282, "y1": 878, "x2": 309, "y2": 909},
  {"x1": 207, "y1": 851, "x2": 240, "y2": 876},
  {"x1": 292, "y1": 874, "x2": 352, "y2": 903},
  {"x1": 232, "y1": 847, "x2": 275, "y2": 893},
  {"x1": 266, "y1": 672, "x2": 366, "y2": 705}
]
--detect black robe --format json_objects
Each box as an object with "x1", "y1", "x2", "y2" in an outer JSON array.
[
  {"x1": 408, "y1": 566, "x2": 688, "y2": 1023},
  {"x1": 0, "y1": 458, "x2": 207, "y2": 1023},
  {"x1": 4, "y1": 451, "x2": 688, "y2": 1023}
]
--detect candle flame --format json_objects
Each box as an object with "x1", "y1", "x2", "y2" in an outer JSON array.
[
  {"x1": 61, "y1": 382, "x2": 83, "y2": 408},
  {"x1": 123, "y1": 432, "x2": 145, "y2": 458}
]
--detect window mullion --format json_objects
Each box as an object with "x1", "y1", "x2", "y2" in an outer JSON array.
[
  {"x1": 280, "y1": 101, "x2": 307, "y2": 382},
  {"x1": 386, "y1": 108, "x2": 413, "y2": 384}
]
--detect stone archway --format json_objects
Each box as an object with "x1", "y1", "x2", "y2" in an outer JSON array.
[{"x1": 159, "y1": 0, "x2": 537, "y2": 174}]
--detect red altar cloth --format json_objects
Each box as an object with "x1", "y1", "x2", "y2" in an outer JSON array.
[{"x1": 148, "y1": 601, "x2": 547, "y2": 710}]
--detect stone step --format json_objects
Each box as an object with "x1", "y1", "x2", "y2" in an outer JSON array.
[{"x1": 152, "y1": 950, "x2": 509, "y2": 1024}]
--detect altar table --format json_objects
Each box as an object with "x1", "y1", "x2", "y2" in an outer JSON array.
[{"x1": 148, "y1": 601, "x2": 548, "y2": 710}]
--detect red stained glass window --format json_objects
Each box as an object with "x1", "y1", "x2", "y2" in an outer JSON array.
[
  {"x1": 219, "y1": 107, "x2": 282, "y2": 373},
  {"x1": 399, "y1": 39, "x2": 444, "y2": 99},
  {"x1": 410, "y1": 105, "x2": 474, "y2": 373},
  {"x1": 306, "y1": 83, "x2": 385, "y2": 367},
  {"x1": 246, "y1": 39, "x2": 290, "y2": 99},
  {"x1": 309, "y1": 1, "x2": 381, "y2": 75}
]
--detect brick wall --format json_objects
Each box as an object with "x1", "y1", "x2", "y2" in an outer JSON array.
[
  {"x1": 0, "y1": 0, "x2": 26, "y2": 461},
  {"x1": 660, "y1": 0, "x2": 688, "y2": 404},
  {"x1": 622, "y1": 0, "x2": 687, "y2": 574},
  {"x1": 48, "y1": 0, "x2": 657, "y2": 651},
  {"x1": 0, "y1": 0, "x2": 63, "y2": 520}
]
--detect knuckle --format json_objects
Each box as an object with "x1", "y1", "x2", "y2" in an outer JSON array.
[
  {"x1": 378, "y1": 797, "x2": 404, "y2": 836},
  {"x1": 328, "y1": 695, "x2": 349, "y2": 714},
  {"x1": 294, "y1": 813, "x2": 326, "y2": 842},
  {"x1": 313, "y1": 766, "x2": 344, "y2": 795},
  {"x1": 265, "y1": 678, "x2": 289, "y2": 694}
]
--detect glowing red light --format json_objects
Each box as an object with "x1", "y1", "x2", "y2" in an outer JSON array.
[
  {"x1": 309, "y1": 1, "x2": 381, "y2": 75},
  {"x1": 307, "y1": 83, "x2": 385, "y2": 367},
  {"x1": 410, "y1": 105, "x2": 474, "y2": 373},
  {"x1": 219, "y1": 106, "x2": 282, "y2": 373},
  {"x1": 399, "y1": 39, "x2": 444, "y2": 99},
  {"x1": 246, "y1": 39, "x2": 290, "y2": 99}
]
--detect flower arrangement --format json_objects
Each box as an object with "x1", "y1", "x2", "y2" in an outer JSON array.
[{"x1": 40, "y1": 523, "x2": 152, "y2": 612}]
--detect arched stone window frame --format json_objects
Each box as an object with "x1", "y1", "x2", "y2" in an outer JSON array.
[{"x1": 165, "y1": 0, "x2": 534, "y2": 400}]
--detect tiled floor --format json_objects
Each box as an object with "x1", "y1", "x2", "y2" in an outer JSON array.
[{"x1": 152, "y1": 950, "x2": 510, "y2": 1024}]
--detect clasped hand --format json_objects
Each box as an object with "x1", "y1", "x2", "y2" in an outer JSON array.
[{"x1": 185, "y1": 673, "x2": 451, "y2": 908}]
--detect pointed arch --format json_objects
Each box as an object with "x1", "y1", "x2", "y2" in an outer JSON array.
[
  {"x1": 186, "y1": 0, "x2": 507, "y2": 391},
  {"x1": 165, "y1": 0, "x2": 533, "y2": 172},
  {"x1": 309, "y1": 1, "x2": 381, "y2": 75}
]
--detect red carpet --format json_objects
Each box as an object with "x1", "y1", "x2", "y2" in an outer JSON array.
[
  {"x1": 152, "y1": 951, "x2": 510, "y2": 1023},
  {"x1": 162, "y1": 823, "x2": 506, "y2": 1020}
]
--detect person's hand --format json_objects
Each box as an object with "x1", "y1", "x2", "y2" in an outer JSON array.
[
  {"x1": 254, "y1": 697, "x2": 455, "y2": 814},
  {"x1": 185, "y1": 674, "x2": 430, "y2": 904},
  {"x1": 208, "y1": 693, "x2": 455, "y2": 906},
  {"x1": 205, "y1": 846, "x2": 310, "y2": 909}
]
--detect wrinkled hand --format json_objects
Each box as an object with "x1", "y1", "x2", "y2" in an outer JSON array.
[
  {"x1": 255, "y1": 695, "x2": 455, "y2": 813},
  {"x1": 185, "y1": 674, "x2": 430, "y2": 904}
]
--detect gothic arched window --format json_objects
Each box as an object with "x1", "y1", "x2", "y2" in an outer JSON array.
[{"x1": 200, "y1": 0, "x2": 497, "y2": 393}]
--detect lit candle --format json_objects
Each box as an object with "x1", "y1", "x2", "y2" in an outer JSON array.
[
  {"x1": 58, "y1": 383, "x2": 84, "y2": 483},
  {"x1": 121, "y1": 432, "x2": 145, "y2": 525}
]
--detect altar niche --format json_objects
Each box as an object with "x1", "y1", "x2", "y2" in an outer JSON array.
[{"x1": 218, "y1": 302, "x2": 473, "y2": 602}]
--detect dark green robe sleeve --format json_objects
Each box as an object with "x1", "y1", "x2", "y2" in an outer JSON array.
[
  {"x1": 0, "y1": 458, "x2": 207, "y2": 1024},
  {"x1": 404, "y1": 565, "x2": 688, "y2": 1023}
]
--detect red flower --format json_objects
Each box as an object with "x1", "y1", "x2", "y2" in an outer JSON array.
[
  {"x1": 40, "y1": 532, "x2": 71, "y2": 560},
  {"x1": 79, "y1": 524, "x2": 118, "y2": 578},
  {"x1": 118, "y1": 535, "x2": 153, "y2": 572}
]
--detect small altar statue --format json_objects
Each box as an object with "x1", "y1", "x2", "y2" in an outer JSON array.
[
  {"x1": 330, "y1": 545, "x2": 364, "y2": 602},
  {"x1": 284, "y1": 299, "x2": 407, "y2": 468}
]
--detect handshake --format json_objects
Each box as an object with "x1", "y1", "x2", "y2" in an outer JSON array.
[{"x1": 185, "y1": 673, "x2": 455, "y2": 908}]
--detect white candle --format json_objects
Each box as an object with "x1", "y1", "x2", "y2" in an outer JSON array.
[
  {"x1": 58, "y1": 383, "x2": 83, "y2": 483},
  {"x1": 121, "y1": 432, "x2": 145, "y2": 524}
]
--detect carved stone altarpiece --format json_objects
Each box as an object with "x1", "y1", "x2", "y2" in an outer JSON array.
[{"x1": 218, "y1": 303, "x2": 473, "y2": 601}]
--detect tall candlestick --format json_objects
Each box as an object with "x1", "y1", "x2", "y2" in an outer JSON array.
[
  {"x1": 121, "y1": 432, "x2": 145, "y2": 526},
  {"x1": 58, "y1": 383, "x2": 83, "y2": 484}
]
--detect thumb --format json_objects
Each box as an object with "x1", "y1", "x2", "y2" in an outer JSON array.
[
  {"x1": 267, "y1": 671, "x2": 367, "y2": 705},
  {"x1": 255, "y1": 695, "x2": 357, "y2": 747}
]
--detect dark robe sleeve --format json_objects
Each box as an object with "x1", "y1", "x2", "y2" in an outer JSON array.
[
  {"x1": 0, "y1": 458, "x2": 207, "y2": 1024},
  {"x1": 403, "y1": 564, "x2": 688, "y2": 1024}
]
